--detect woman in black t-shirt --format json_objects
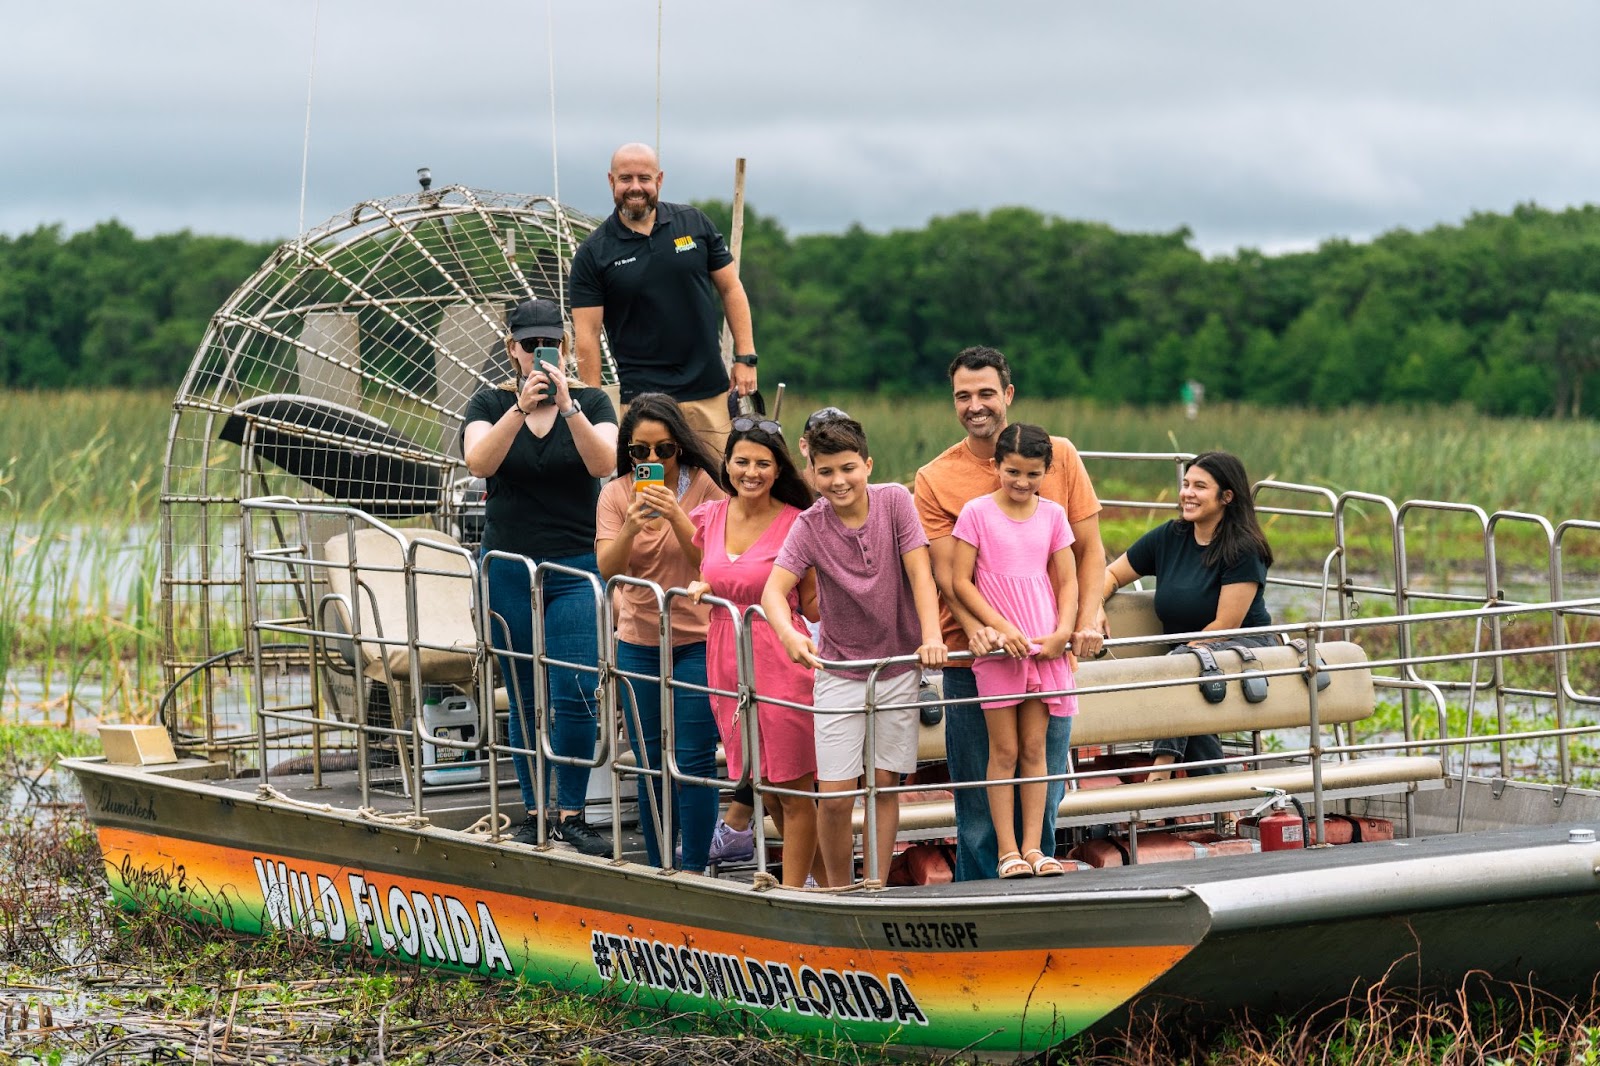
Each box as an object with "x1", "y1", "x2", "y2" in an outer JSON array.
[
  {"x1": 1097, "y1": 452, "x2": 1276, "y2": 780},
  {"x1": 462, "y1": 299, "x2": 618, "y2": 854}
]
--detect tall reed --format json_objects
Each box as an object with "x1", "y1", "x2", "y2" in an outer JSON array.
[{"x1": 0, "y1": 390, "x2": 168, "y2": 725}]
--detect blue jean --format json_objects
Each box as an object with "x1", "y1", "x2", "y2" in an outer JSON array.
[
  {"x1": 942, "y1": 666, "x2": 1072, "y2": 882},
  {"x1": 616, "y1": 639, "x2": 718, "y2": 870},
  {"x1": 484, "y1": 551, "x2": 602, "y2": 814}
]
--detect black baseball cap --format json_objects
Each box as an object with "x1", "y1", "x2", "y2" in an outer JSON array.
[{"x1": 507, "y1": 298, "x2": 565, "y2": 342}]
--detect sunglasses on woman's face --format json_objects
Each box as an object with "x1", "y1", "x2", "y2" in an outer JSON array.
[
  {"x1": 627, "y1": 441, "x2": 679, "y2": 461},
  {"x1": 731, "y1": 417, "x2": 783, "y2": 436}
]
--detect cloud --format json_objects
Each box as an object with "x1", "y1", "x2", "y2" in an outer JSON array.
[{"x1": 4, "y1": 0, "x2": 1599, "y2": 255}]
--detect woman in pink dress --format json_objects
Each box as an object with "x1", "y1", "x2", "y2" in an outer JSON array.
[
  {"x1": 951, "y1": 423, "x2": 1079, "y2": 879},
  {"x1": 688, "y1": 418, "x2": 820, "y2": 887}
]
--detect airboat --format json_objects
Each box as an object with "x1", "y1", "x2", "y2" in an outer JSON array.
[{"x1": 63, "y1": 185, "x2": 1600, "y2": 1058}]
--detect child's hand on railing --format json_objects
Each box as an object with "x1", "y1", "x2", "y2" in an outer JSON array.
[
  {"x1": 1034, "y1": 630, "x2": 1071, "y2": 661},
  {"x1": 780, "y1": 627, "x2": 821, "y2": 669}
]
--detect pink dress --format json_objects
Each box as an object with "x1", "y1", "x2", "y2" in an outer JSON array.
[
  {"x1": 691, "y1": 500, "x2": 817, "y2": 783},
  {"x1": 951, "y1": 494, "x2": 1079, "y2": 716}
]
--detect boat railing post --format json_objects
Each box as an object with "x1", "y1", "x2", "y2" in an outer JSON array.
[
  {"x1": 1303, "y1": 625, "x2": 1326, "y2": 846},
  {"x1": 597, "y1": 572, "x2": 622, "y2": 860},
  {"x1": 535, "y1": 560, "x2": 613, "y2": 848},
  {"x1": 656, "y1": 586, "x2": 677, "y2": 869},
  {"x1": 735, "y1": 601, "x2": 767, "y2": 878},
  {"x1": 606, "y1": 574, "x2": 673, "y2": 868},
  {"x1": 479, "y1": 550, "x2": 541, "y2": 841},
  {"x1": 862, "y1": 662, "x2": 884, "y2": 886},
  {"x1": 528, "y1": 556, "x2": 552, "y2": 841},
  {"x1": 474, "y1": 555, "x2": 504, "y2": 836}
]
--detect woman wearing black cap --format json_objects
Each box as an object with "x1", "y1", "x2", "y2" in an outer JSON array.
[{"x1": 462, "y1": 298, "x2": 618, "y2": 854}]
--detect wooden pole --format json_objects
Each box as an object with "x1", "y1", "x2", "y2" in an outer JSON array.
[{"x1": 720, "y1": 157, "x2": 747, "y2": 373}]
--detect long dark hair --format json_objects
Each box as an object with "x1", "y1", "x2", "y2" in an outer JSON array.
[
  {"x1": 721, "y1": 424, "x2": 813, "y2": 512},
  {"x1": 615, "y1": 392, "x2": 722, "y2": 480},
  {"x1": 1179, "y1": 451, "x2": 1273, "y2": 570}
]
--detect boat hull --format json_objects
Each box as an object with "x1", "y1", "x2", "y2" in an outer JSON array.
[
  {"x1": 68, "y1": 757, "x2": 1600, "y2": 1055},
  {"x1": 72, "y1": 757, "x2": 1204, "y2": 1056}
]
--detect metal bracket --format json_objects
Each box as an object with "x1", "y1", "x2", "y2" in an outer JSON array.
[
  {"x1": 1552, "y1": 785, "x2": 1568, "y2": 808},
  {"x1": 1490, "y1": 778, "x2": 1509, "y2": 800}
]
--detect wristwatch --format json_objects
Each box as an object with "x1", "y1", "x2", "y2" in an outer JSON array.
[
  {"x1": 732, "y1": 353, "x2": 758, "y2": 367},
  {"x1": 558, "y1": 401, "x2": 582, "y2": 419}
]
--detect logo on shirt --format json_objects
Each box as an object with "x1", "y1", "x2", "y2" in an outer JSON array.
[
  {"x1": 612, "y1": 256, "x2": 638, "y2": 267},
  {"x1": 673, "y1": 236, "x2": 697, "y2": 253}
]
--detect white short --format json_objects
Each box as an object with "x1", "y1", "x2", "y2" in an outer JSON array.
[{"x1": 812, "y1": 669, "x2": 921, "y2": 781}]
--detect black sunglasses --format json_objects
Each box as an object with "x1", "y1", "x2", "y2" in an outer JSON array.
[
  {"x1": 732, "y1": 417, "x2": 783, "y2": 436},
  {"x1": 516, "y1": 337, "x2": 557, "y2": 353},
  {"x1": 627, "y1": 441, "x2": 679, "y2": 461}
]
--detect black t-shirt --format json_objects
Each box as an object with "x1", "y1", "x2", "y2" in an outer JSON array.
[
  {"x1": 1124, "y1": 520, "x2": 1272, "y2": 636},
  {"x1": 569, "y1": 201, "x2": 734, "y2": 404},
  {"x1": 460, "y1": 386, "x2": 617, "y2": 559}
]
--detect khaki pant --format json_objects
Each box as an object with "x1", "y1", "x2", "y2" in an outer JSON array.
[{"x1": 618, "y1": 391, "x2": 731, "y2": 460}]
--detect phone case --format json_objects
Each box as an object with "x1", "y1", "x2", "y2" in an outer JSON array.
[{"x1": 633, "y1": 462, "x2": 666, "y2": 489}]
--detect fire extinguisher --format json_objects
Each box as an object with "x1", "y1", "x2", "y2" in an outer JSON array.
[{"x1": 1249, "y1": 787, "x2": 1307, "y2": 852}]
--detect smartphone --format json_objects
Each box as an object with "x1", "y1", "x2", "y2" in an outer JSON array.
[
  {"x1": 634, "y1": 462, "x2": 666, "y2": 517},
  {"x1": 531, "y1": 347, "x2": 562, "y2": 405}
]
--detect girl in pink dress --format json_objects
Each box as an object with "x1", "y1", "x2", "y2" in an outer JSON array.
[
  {"x1": 951, "y1": 423, "x2": 1079, "y2": 879},
  {"x1": 688, "y1": 419, "x2": 820, "y2": 887}
]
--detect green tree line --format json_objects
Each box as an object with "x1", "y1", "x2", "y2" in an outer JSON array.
[{"x1": 6, "y1": 203, "x2": 1600, "y2": 416}]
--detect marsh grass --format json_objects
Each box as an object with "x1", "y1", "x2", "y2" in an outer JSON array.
[
  {"x1": 0, "y1": 390, "x2": 168, "y2": 724},
  {"x1": 792, "y1": 393, "x2": 1600, "y2": 522}
]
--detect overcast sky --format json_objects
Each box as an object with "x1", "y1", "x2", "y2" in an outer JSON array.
[{"x1": 5, "y1": 1, "x2": 1598, "y2": 254}]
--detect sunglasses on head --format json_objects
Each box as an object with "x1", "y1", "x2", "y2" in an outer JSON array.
[
  {"x1": 731, "y1": 417, "x2": 783, "y2": 436},
  {"x1": 804, "y1": 406, "x2": 850, "y2": 433},
  {"x1": 627, "y1": 441, "x2": 679, "y2": 461}
]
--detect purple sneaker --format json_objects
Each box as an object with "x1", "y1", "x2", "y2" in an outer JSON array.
[{"x1": 706, "y1": 819, "x2": 755, "y2": 864}]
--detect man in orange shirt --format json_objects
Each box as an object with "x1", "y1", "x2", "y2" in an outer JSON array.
[{"x1": 913, "y1": 346, "x2": 1107, "y2": 880}]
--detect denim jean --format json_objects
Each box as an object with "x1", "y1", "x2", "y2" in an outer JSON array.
[
  {"x1": 942, "y1": 666, "x2": 1072, "y2": 882},
  {"x1": 484, "y1": 551, "x2": 602, "y2": 814},
  {"x1": 1152, "y1": 634, "x2": 1282, "y2": 776},
  {"x1": 616, "y1": 639, "x2": 718, "y2": 870}
]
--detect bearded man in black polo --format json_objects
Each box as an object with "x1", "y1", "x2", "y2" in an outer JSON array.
[{"x1": 570, "y1": 142, "x2": 757, "y2": 454}]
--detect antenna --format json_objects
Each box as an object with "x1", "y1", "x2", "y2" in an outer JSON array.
[
  {"x1": 547, "y1": 0, "x2": 565, "y2": 318},
  {"x1": 296, "y1": 0, "x2": 323, "y2": 243},
  {"x1": 655, "y1": 0, "x2": 663, "y2": 156}
]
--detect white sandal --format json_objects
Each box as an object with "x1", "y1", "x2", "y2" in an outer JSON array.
[{"x1": 998, "y1": 851, "x2": 1032, "y2": 879}]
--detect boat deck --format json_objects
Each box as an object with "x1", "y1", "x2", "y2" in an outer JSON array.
[{"x1": 209, "y1": 760, "x2": 1599, "y2": 900}]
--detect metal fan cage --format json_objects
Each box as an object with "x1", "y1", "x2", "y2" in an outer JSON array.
[{"x1": 157, "y1": 186, "x2": 603, "y2": 759}]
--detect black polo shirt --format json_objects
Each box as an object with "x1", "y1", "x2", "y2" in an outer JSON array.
[{"x1": 570, "y1": 200, "x2": 734, "y2": 404}]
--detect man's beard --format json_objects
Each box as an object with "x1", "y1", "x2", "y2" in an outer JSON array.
[{"x1": 616, "y1": 189, "x2": 657, "y2": 222}]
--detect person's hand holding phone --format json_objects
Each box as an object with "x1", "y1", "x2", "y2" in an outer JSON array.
[
  {"x1": 624, "y1": 462, "x2": 668, "y2": 533},
  {"x1": 534, "y1": 347, "x2": 570, "y2": 411},
  {"x1": 516, "y1": 369, "x2": 549, "y2": 413}
]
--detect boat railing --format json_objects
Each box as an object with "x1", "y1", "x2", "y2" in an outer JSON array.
[{"x1": 226, "y1": 494, "x2": 1600, "y2": 882}]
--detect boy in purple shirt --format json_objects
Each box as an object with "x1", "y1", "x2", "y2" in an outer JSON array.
[{"x1": 762, "y1": 418, "x2": 947, "y2": 887}]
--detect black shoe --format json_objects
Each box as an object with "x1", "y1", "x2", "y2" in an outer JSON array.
[
  {"x1": 509, "y1": 818, "x2": 542, "y2": 846},
  {"x1": 551, "y1": 814, "x2": 611, "y2": 857}
]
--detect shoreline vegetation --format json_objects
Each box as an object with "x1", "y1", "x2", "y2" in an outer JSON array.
[
  {"x1": 5, "y1": 388, "x2": 1600, "y2": 725},
  {"x1": 5, "y1": 727, "x2": 1600, "y2": 1063},
  {"x1": 9, "y1": 201, "x2": 1600, "y2": 422}
]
